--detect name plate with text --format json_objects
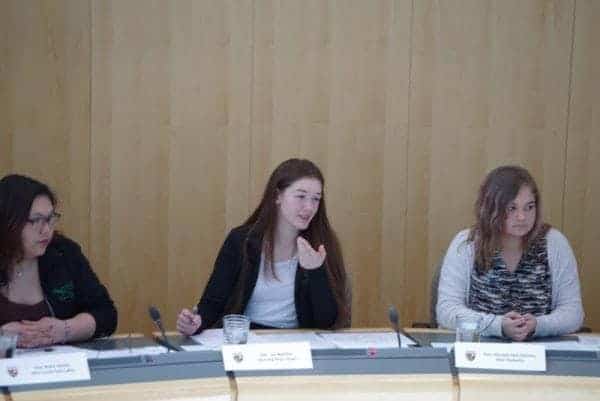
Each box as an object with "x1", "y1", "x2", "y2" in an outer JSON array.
[
  {"x1": 222, "y1": 342, "x2": 313, "y2": 371},
  {"x1": 455, "y1": 342, "x2": 546, "y2": 371},
  {"x1": 0, "y1": 352, "x2": 90, "y2": 386}
]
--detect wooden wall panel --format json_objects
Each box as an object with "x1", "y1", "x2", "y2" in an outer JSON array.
[
  {"x1": 408, "y1": 0, "x2": 575, "y2": 323},
  {"x1": 564, "y1": 0, "x2": 600, "y2": 331},
  {"x1": 379, "y1": 0, "x2": 412, "y2": 326},
  {"x1": 2, "y1": 0, "x2": 598, "y2": 333},
  {"x1": 91, "y1": 0, "x2": 172, "y2": 333},
  {"x1": 0, "y1": 0, "x2": 91, "y2": 248},
  {"x1": 166, "y1": 0, "x2": 253, "y2": 327},
  {"x1": 0, "y1": 0, "x2": 13, "y2": 173}
]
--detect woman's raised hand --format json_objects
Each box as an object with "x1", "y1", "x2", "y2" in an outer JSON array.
[{"x1": 297, "y1": 237, "x2": 326, "y2": 270}]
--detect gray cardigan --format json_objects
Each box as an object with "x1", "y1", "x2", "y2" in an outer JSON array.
[{"x1": 436, "y1": 228, "x2": 584, "y2": 338}]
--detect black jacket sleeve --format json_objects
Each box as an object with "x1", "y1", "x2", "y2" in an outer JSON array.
[
  {"x1": 296, "y1": 265, "x2": 338, "y2": 329},
  {"x1": 54, "y1": 237, "x2": 118, "y2": 338},
  {"x1": 195, "y1": 229, "x2": 244, "y2": 331}
]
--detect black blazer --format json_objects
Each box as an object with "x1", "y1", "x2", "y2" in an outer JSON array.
[
  {"x1": 39, "y1": 235, "x2": 118, "y2": 338},
  {"x1": 196, "y1": 225, "x2": 338, "y2": 332}
]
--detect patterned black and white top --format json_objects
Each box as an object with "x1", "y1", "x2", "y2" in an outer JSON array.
[
  {"x1": 468, "y1": 234, "x2": 552, "y2": 317},
  {"x1": 436, "y1": 228, "x2": 584, "y2": 338}
]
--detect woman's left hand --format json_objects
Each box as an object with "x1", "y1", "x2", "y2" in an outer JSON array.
[
  {"x1": 297, "y1": 237, "x2": 326, "y2": 270},
  {"x1": 18, "y1": 317, "x2": 66, "y2": 348},
  {"x1": 522, "y1": 313, "x2": 537, "y2": 338}
]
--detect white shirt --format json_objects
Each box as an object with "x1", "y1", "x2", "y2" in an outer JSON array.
[{"x1": 244, "y1": 255, "x2": 299, "y2": 328}]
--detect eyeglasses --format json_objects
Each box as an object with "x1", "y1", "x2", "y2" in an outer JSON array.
[{"x1": 26, "y1": 212, "x2": 62, "y2": 231}]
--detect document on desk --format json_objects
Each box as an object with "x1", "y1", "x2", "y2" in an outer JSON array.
[
  {"x1": 431, "y1": 342, "x2": 454, "y2": 352},
  {"x1": 575, "y1": 334, "x2": 600, "y2": 349},
  {"x1": 319, "y1": 332, "x2": 415, "y2": 349},
  {"x1": 533, "y1": 341, "x2": 599, "y2": 351},
  {"x1": 185, "y1": 329, "x2": 260, "y2": 351},
  {"x1": 432, "y1": 338, "x2": 600, "y2": 352},
  {"x1": 251, "y1": 331, "x2": 333, "y2": 349},
  {"x1": 15, "y1": 345, "x2": 169, "y2": 359}
]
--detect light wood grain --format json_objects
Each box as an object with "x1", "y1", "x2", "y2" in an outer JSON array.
[
  {"x1": 460, "y1": 374, "x2": 600, "y2": 401},
  {"x1": 1, "y1": 0, "x2": 598, "y2": 335},
  {"x1": 563, "y1": 0, "x2": 600, "y2": 335},
  {"x1": 236, "y1": 374, "x2": 455, "y2": 401},
  {"x1": 10, "y1": 377, "x2": 231, "y2": 401}
]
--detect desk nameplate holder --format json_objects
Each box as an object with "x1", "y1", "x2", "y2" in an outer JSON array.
[
  {"x1": 454, "y1": 342, "x2": 546, "y2": 372},
  {"x1": 0, "y1": 352, "x2": 90, "y2": 387}
]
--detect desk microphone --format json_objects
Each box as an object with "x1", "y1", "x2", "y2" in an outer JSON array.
[
  {"x1": 148, "y1": 305, "x2": 184, "y2": 352},
  {"x1": 388, "y1": 305, "x2": 402, "y2": 349}
]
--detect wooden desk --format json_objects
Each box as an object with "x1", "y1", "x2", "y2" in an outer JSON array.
[
  {"x1": 160, "y1": 330, "x2": 456, "y2": 401},
  {"x1": 7, "y1": 329, "x2": 600, "y2": 401},
  {"x1": 459, "y1": 374, "x2": 600, "y2": 401},
  {"x1": 5, "y1": 336, "x2": 230, "y2": 401},
  {"x1": 9, "y1": 377, "x2": 231, "y2": 401},
  {"x1": 235, "y1": 373, "x2": 455, "y2": 401}
]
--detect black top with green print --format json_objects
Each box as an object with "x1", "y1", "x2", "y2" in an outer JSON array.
[{"x1": 38, "y1": 234, "x2": 118, "y2": 338}]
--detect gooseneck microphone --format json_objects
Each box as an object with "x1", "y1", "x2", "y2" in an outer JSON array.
[
  {"x1": 388, "y1": 305, "x2": 402, "y2": 349},
  {"x1": 148, "y1": 305, "x2": 184, "y2": 352}
]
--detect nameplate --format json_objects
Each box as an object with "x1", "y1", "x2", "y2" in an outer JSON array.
[
  {"x1": 0, "y1": 352, "x2": 90, "y2": 386},
  {"x1": 222, "y1": 342, "x2": 313, "y2": 371},
  {"x1": 455, "y1": 342, "x2": 546, "y2": 371}
]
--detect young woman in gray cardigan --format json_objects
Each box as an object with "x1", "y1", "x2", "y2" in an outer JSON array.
[{"x1": 436, "y1": 166, "x2": 584, "y2": 340}]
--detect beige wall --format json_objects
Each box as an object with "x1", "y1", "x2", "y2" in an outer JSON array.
[{"x1": 1, "y1": 0, "x2": 598, "y2": 335}]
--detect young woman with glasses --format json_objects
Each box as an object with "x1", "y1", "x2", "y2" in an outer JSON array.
[{"x1": 0, "y1": 174, "x2": 117, "y2": 348}]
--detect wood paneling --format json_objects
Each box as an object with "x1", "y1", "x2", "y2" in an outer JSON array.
[
  {"x1": 0, "y1": 0, "x2": 91, "y2": 247},
  {"x1": 408, "y1": 0, "x2": 575, "y2": 323},
  {"x1": 564, "y1": 0, "x2": 600, "y2": 332},
  {"x1": 1, "y1": 0, "x2": 598, "y2": 334}
]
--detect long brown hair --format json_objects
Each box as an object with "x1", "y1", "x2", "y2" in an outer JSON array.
[
  {"x1": 0, "y1": 174, "x2": 57, "y2": 286},
  {"x1": 237, "y1": 158, "x2": 350, "y2": 327},
  {"x1": 468, "y1": 165, "x2": 545, "y2": 272}
]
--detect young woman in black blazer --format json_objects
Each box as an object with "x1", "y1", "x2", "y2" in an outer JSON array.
[{"x1": 177, "y1": 158, "x2": 350, "y2": 334}]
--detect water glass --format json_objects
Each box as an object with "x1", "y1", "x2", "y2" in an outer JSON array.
[
  {"x1": 223, "y1": 314, "x2": 250, "y2": 344},
  {"x1": 0, "y1": 332, "x2": 18, "y2": 358},
  {"x1": 455, "y1": 314, "x2": 482, "y2": 342}
]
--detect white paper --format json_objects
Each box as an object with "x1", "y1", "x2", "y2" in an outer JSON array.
[
  {"x1": 0, "y1": 352, "x2": 90, "y2": 386},
  {"x1": 318, "y1": 332, "x2": 415, "y2": 349},
  {"x1": 431, "y1": 342, "x2": 454, "y2": 352},
  {"x1": 432, "y1": 340, "x2": 599, "y2": 353},
  {"x1": 185, "y1": 329, "x2": 260, "y2": 350},
  {"x1": 534, "y1": 341, "x2": 599, "y2": 351},
  {"x1": 15, "y1": 345, "x2": 168, "y2": 360},
  {"x1": 222, "y1": 342, "x2": 313, "y2": 371},
  {"x1": 577, "y1": 335, "x2": 600, "y2": 349},
  {"x1": 252, "y1": 331, "x2": 333, "y2": 350},
  {"x1": 455, "y1": 342, "x2": 546, "y2": 371}
]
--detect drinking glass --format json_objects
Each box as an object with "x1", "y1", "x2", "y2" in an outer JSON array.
[
  {"x1": 455, "y1": 314, "x2": 482, "y2": 342},
  {"x1": 223, "y1": 314, "x2": 250, "y2": 344},
  {"x1": 0, "y1": 332, "x2": 18, "y2": 358}
]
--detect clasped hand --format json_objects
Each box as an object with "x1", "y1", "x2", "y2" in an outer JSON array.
[
  {"x1": 1, "y1": 317, "x2": 66, "y2": 348},
  {"x1": 501, "y1": 311, "x2": 537, "y2": 341}
]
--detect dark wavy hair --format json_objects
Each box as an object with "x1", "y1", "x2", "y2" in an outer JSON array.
[
  {"x1": 468, "y1": 165, "x2": 546, "y2": 272},
  {"x1": 0, "y1": 174, "x2": 57, "y2": 285},
  {"x1": 234, "y1": 158, "x2": 350, "y2": 328}
]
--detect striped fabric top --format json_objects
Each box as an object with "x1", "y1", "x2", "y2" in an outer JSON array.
[{"x1": 468, "y1": 234, "x2": 553, "y2": 316}]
